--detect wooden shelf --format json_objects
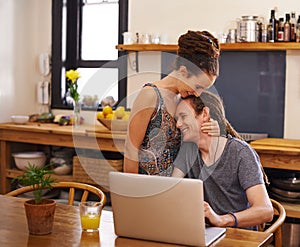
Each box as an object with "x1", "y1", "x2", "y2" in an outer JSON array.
[
  {"x1": 6, "y1": 169, "x2": 73, "y2": 182},
  {"x1": 116, "y1": 44, "x2": 178, "y2": 52},
  {"x1": 221, "y1": 42, "x2": 300, "y2": 51},
  {"x1": 280, "y1": 201, "x2": 300, "y2": 219},
  {"x1": 116, "y1": 42, "x2": 300, "y2": 52}
]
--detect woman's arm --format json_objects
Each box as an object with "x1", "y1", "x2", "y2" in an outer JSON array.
[
  {"x1": 204, "y1": 184, "x2": 274, "y2": 228},
  {"x1": 123, "y1": 87, "x2": 157, "y2": 173}
]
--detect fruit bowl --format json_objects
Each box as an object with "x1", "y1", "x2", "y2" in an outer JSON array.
[{"x1": 98, "y1": 118, "x2": 128, "y2": 131}]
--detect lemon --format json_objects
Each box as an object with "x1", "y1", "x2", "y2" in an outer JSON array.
[
  {"x1": 122, "y1": 114, "x2": 130, "y2": 121},
  {"x1": 97, "y1": 112, "x2": 104, "y2": 119},
  {"x1": 115, "y1": 106, "x2": 126, "y2": 119},
  {"x1": 102, "y1": 105, "x2": 113, "y2": 117},
  {"x1": 106, "y1": 113, "x2": 114, "y2": 120}
]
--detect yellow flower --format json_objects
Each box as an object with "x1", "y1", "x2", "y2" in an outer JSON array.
[
  {"x1": 66, "y1": 69, "x2": 80, "y2": 83},
  {"x1": 66, "y1": 69, "x2": 80, "y2": 102}
]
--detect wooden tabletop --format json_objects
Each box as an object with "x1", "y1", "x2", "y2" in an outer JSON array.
[
  {"x1": 0, "y1": 122, "x2": 127, "y2": 139},
  {"x1": 250, "y1": 138, "x2": 300, "y2": 173},
  {"x1": 250, "y1": 138, "x2": 300, "y2": 155},
  {"x1": 0, "y1": 195, "x2": 273, "y2": 247},
  {"x1": 0, "y1": 122, "x2": 126, "y2": 154}
]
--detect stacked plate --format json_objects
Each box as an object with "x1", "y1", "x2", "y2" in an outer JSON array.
[{"x1": 268, "y1": 170, "x2": 300, "y2": 203}]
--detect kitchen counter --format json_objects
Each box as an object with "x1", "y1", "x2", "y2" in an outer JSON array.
[
  {"x1": 0, "y1": 122, "x2": 126, "y2": 194},
  {"x1": 250, "y1": 138, "x2": 300, "y2": 171},
  {"x1": 0, "y1": 122, "x2": 126, "y2": 152},
  {"x1": 250, "y1": 138, "x2": 300, "y2": 219}
]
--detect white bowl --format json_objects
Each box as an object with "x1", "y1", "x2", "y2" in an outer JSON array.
[
  {"x1": 11, "y1": 115, "x2": 29, "y2": 124},
  {"x1": 12, "y1": 152, "x2": 46, "y2": 171}
]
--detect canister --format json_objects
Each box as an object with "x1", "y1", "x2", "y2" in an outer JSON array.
[{"x1": 237, "y1": 16, "x2": 259, "y2": 42}]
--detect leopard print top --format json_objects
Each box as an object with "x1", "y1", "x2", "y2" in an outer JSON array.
[{"x1": 138, "y1": 83, "x2": 181, "y2": 176}]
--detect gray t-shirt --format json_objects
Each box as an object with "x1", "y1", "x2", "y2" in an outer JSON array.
[{"x1": 174, "y1": 136, "x2": 264, "y2": 215}]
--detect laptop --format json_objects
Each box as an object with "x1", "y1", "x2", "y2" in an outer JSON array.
[{"x1": 109, "y1": 172, "x2": 226, "y2": 246}]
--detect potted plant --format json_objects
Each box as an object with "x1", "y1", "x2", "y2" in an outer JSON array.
[{"x1": 13, "y1": 163, "x2": 57, "y2": 235}]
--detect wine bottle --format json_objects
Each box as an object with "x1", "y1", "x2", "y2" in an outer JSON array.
[
  {"x1": 290, "y1": 11, "x2": 297, "y2": 42},
  {"x1": 296, "y1": 15, "x2": 300, "y2": 42},
  {"x1": 284, "y1": 13, "x2": 291, "y2": 42},
  {"x1": 269, "y1": 9, "x2": 277, "y2": 42},
  {"x1": 277, "y1": 18, "x2": 284, "y2": 42}
]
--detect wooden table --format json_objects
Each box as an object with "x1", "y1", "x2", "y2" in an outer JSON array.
[
  {"x1": 0, "y1": 122, "x2": 126, "y2": 194},
  {"x1": 0, "y1": 195, "x2": 273, "y2": 247}
]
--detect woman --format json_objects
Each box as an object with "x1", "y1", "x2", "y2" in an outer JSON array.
[
  {"x1": 172, "y1": 91, "x2": 273, "y2": 229},
  {"x1": 124, "y1": 30, "x2": 220, "y2": 176}
]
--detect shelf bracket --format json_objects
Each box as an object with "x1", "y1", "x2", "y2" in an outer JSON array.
[{"x1": 135, "y1": 51, "x2": 139, "y2": 73}]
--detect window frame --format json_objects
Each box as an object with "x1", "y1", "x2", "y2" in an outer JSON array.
[{"x1": 51, "y1": 0, "x2": 128, "y2": 109}]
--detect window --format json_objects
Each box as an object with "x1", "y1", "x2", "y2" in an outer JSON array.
[{"x1": 51, "y1": 0, "x2": 128, "y2": 109}]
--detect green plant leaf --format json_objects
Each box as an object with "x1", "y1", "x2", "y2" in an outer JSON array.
[{"x1": 12, "y1": 163, "x2": 56, "y2": 204}]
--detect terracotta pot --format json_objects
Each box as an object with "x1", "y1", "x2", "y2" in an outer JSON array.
[{"x1": 24, "y1": 198, "x2": 56, "y2": 235}]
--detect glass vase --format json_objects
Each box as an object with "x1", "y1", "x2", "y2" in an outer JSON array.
[{"x1": 73, "y1": 101, "x2": 81, "y2": 128}]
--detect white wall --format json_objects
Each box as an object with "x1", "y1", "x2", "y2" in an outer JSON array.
[
  {"x1": 0, "y1": 0, "x2": 299, "y2": 139},
  {"x1": 129, "y1": 0, "x2": 300, "y2": 44},
  {"x1": 285, "y1": 51, "x2": 300, "y2": 138},
  {"x1": 0, "y1": 0, "x2": 51, "y2": 121}
]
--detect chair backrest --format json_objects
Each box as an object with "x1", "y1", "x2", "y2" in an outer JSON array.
[
  {"x1": 6, "y1": 181, "x2": 106, "y2": 206},
  {"x1": 261, "y1": 199, "x2": 286, "y2": 247}
]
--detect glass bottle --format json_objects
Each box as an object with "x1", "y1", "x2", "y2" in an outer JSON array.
[
  {"x1": 277, "y1": 18, "x2": 284, "y2": 42},
  {"x1": 267, "y1": 19, "x2": 274, "y2": 42},
  {"x1": 257, "y1": 21, "x2": 263, "y2": 42},
  {"x1": 297, "y1": 15, "x2": 300, "y2": 42},
  {"x1": 261, "y1": 24, "x2": 268, "y2": 42},
  {"x1": 284, "y1": 13, "x2": 291, "y2": 42},
  {"x1": 269, "y1": 9, "x2": 277, "y2": 42},
  {"x1": 290, "y1": 11, "x2": 297, "y2": 42}
]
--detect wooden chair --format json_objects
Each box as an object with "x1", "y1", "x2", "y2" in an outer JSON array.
[
  {"x1": 6, "y1": 181, "x2": 106, "y2": 206},
  {"x1": 259, "y1": 199, "x2": 286, "y2": 247}
]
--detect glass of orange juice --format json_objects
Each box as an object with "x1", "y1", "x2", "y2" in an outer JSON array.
[{"x1": 79, "y1": 202, "x2": 103, "y2": 232}]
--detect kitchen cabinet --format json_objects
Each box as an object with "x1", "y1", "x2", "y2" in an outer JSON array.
[
  {"x1": 0, "y1": 123, "x2": 126, "y2": 194},
  {"x1": 250, "y1": 138, "x2": 300, "y2": 219}
]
